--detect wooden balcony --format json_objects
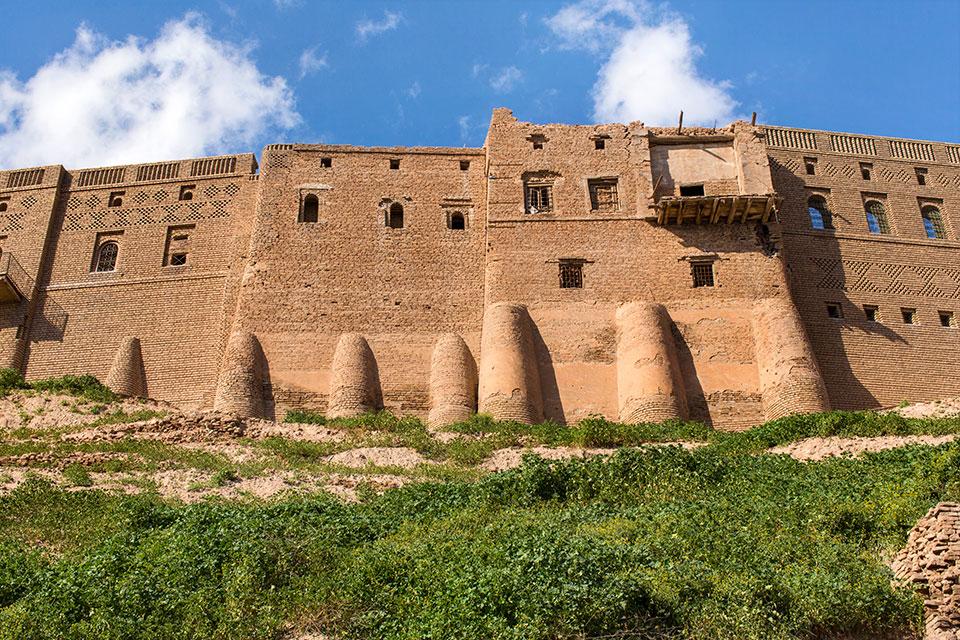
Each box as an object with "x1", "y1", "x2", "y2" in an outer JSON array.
[
  {"x1": 0, "y1": 252, "x2": 30, "y2": 303},
  {"x1": 650, "y1": 194, "x2": 780, "y2": 226}
]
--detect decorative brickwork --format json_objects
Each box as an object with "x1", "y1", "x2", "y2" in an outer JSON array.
[{"x1": 0, "y1": 113, "x2": 953, "y2": 427}]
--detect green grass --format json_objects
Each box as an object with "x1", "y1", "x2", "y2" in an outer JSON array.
[
  {"x1": 0, "y1": 430, "x2": 957, "y2": 639},
  {"x1": 0, "y1": 369, "x2": 118, "y2": 403}
]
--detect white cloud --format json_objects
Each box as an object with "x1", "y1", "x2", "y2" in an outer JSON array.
[
  {"x1": 298, "y1": 46, "x2": 328, "y2": 79},
  {"x1": 0, "y1": 14, "x2": 299, "y2": 170},
  {"x1": 356, "y1": 11, "x2": 402, "y2": 41},
  {"x1": 407, "y1": 81, "x2": 421, "y2": 98},
  {"x1": 489, "y1": 66, "x2": 524, "y2": 93},
  {"x1": 273, "y1": 0, "x2": 302, "y2": 9},
  {"x1": 457, "y1": 115, "x2": 473, "y2": 144},
  {"x1": 546, "y1": 0, "x2": 737, "y2": 126}
]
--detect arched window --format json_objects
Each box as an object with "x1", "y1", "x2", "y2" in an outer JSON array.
[
  {"x1": 864, "y1": 200, "x2": 889, "y2": 235},
  {"x1": 388, "y1": 202, "x2": 404, "y2": 229},
  {"x1": 921, "y1": 205, "x2": 946, "y2": 240},
  {"x1": 300, "y1": 194, "x2": 319, "y2": 223},
  {"x1": 807, "y1": 196, "x2": 833, "y2": 230},
  {"x1": 94, "y1": 241, "x2": 118, "y2": 272},
  {"x1": 0, "y1": 201, "x2": 7, "y2": 213},
  {"x1": 450, "y1": 212, "x2": 465, "y2": 230}
]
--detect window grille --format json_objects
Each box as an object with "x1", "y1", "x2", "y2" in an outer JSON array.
[
  {"x1": 864, "y1": 201, "x2": 890, "y2": 234},
  {"x1": 807, "y1": 196, "x2": 833, "y2": 230},
  {"x1": 588, "y1": 178, "x2": 619, "y2": 211},
  {"x1": 921, "y1": 206, "x2": 946, "y2": 239},
  {"x1": 94, "y1": 241, "x2": 118, "y2": 272},
  {"x1": 558, "y1": 261, "x2": 583, "y2": 288},
  {"x1": 691, "y1": 262, "x2": 715, "y2": 287},
  {"x1": 525, "y1": 183, "x2": 552, "y2": 213}
]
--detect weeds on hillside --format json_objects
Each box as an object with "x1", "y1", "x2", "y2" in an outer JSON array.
[
  {"x1": 0, "y1": 369, "x2": 117, "y2": 403},
  {"x1": 1, "y1": 440, "x2": 955, "y2": 639}
]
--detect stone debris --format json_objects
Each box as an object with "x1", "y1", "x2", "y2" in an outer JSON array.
[
  {"x1": 888, "y1": 397, "x2": 960, "y2": 420},
  {"x1": 0, "y1": 451, "x2": 132, "y2": 469},
  {"x1": 324, "y1": 447, "x2": 430, "y2": 469},
  {"x1": 891, "y1": 502, "x2": 960, "y2": 640}
]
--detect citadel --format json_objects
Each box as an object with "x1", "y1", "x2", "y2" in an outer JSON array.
[{"x1": 0, "y1": 108, "x2": 956, "y2": 429}]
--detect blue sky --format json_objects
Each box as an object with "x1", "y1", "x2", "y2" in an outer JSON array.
[{"x1": 0, "y1": 0, "x2": 957, "y2": 169}]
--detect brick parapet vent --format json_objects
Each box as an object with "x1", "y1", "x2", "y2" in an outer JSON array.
[
  {"x1": 0, "y1": 109, "x2": 956, "y2": 426},
  {"x1": 892, "y1": 502, "x2": 960, "y2": 640}
]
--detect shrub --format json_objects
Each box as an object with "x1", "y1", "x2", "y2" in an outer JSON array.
[
  {"x1": 62, "y1": 464, "x2": 93, "y2": 488},
  {"x1": 0, "y1": 369, "x2": 26, "y2": 395},
  {"x1": 29, "y1": 375, "x2": 116, "y2": 403}
]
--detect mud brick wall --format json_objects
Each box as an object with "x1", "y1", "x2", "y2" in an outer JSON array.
[
  {"x1": 22, "y1": 155, "x2": 258, "y2": 408},
  {"x1": 767, "y1": 128, "x2": 960, "y2": 409}
]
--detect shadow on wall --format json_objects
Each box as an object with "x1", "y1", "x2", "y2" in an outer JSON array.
[
  {"x1": 29, "y1": 294, "x2": 69, "y2": 342},
  {"x1": 770, "y1": 159, "x2": 906, "y2": 410},
  {"x1": 531, "y1": 321, "x2": 564, "y2": 423},
  {"x1": 669, "y1": 324, "x2": 711, "y2": 425}
]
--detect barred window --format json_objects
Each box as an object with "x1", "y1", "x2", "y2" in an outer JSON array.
[
  {"x1": 525, "y1": 183, "x2": 552, "y2": 213},
  {"x1": 691, "y1": 261, "x2": 715, "y2": 288},
  {"x1": 807, "y1": 195, "x2": 833, "y2": 230},
  {"x1": 940, "y1": 311, "x2": 954, "y2": 328},
  {"x1": 901, "y1": 308, "x2": 916, "y2": 325},
  {"x1": 921, "y1": 205, "x2": 946, "y2": 240},
  {"x1": 588, "y1": 178, "x2": 619, "y2": 211},
  {"x1": 690, "y1": 261, "x2": 713, "y2": 287},
  {"x1": 864, "y1": 200, "x2": 890, "y2": 234},
  {"x1": 94, "y1": 241, "x2": 118, "y2": 272},
  {"x1": 558, "y1": 260, "x2": 583, "y2": 288}
]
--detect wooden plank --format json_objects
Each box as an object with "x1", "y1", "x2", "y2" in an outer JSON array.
[
  {"x1": 726, "y1": 197, "x2": 738, "y2": 224},
  {"x1": 709, "y1": 198, "x2": 721, "y2": 224},
  {"x1": 695, "y1": 200, "x2": 704, "y2": 225},
  {"x1": 761, "y1": 197, "x2": 773, "y2": 224},
  {"x1": 677, "y1": 200, "x2": 685, "y2": 225},
  {"x1": 740, "y1": 197, "x2": 751, "y2": 224}
]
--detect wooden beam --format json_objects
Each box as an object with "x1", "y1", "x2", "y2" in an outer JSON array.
[
  {"x1": 726, "y1": 197, "x2": 738, "y2": 224},
  {"x1": 761, "y1": 197, "x2": 773, "y2": 224},
  {"x1": 677, "y1": 199, "x2": 685, "y2": 225},
  {"x1": 740, "y1": 197, "x2": 751, "y2": 224},
  {"x1": 709, "y1": 198, "x2": 721, "y2": 224},
  {"x1": 695, "y1": 200, "x2": 705, "y2": 225}
]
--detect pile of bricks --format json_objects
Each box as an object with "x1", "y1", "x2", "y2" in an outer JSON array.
[
  {"x1": 63, "y1": 410, "x2": 250, "y2": 444},
  {"x1": 891, "y1": 502, "x2": 960, "y2": 639}
]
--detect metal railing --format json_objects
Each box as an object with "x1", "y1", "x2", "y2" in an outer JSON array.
[{"x1": 0, "y1": 251, "x2": 33, "y2": 301}]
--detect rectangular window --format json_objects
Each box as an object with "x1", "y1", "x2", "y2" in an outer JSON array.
[
  {"x1": 901, "y1": 308, "x2": 916, "y2": 325},
  {"x1": 863, "y1": 305, "x2": 879, "y2": 322},
  {"x1": 530, "y1": 134, "x2": 546, "y2": 150},
  {"x1": 594, "y1": 137, "x2": 606, "y2": 150},
  {"x1": 459, "y1": 160, "x2": 470, "y2": 171},
  {"x1": 804, "y1": 157, "x2": 817, "y2": 175},
  {"x1": 691, "y1": 261, "x2": 715, "y2": 288},
  {"x1": 389, "y1": 158, "x2": 400, "y2": 170},
  {"x1": 525, "y1": 183, "x2": 553, "y2": 213},
  {"x1": 164, "y1": 224, "x2": 195, "y2": 267},
  {"x1": 860, "y1": 162, "x2": 872, "y2": 180},
  {"x1": 915, "y1": 167, "x2": 927, "y2": 185},
  {"x1": 558, "y1": 260, "x2": 583, "y2": 289},
  {"x1": 588, "y1": 178, "x2": 619, "y2": 211},
  {"x1": 940, "y1": 311, "x2": 955, "y2": 328},
  {"x1": 826, "y1": 302, "x2": 843, "y2": 319},
  {"x1": 679, "y1": 184, "x2": 705, "y2": 197},
  {"x1": 320, "y1": 157, "x2": 332, "y2": 168}
]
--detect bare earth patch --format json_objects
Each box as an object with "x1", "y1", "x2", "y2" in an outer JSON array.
[
  {"x1": 325, "y1": 447, "x2": 431, "y2": 469},
  {"x1": 770, "y1": 434, "x2": 958, "y2": 461},
  {"x1": 886, "y1": 396, "x2": 960, "y2": 420}
]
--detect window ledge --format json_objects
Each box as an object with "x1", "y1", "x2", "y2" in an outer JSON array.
[{"x1": 783, "y1": 229, "x2": 960, "y2": 248}]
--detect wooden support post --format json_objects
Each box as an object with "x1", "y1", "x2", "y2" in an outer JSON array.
[{"x1": 677, "y1": 111, "x2": 683, "y2": 135}]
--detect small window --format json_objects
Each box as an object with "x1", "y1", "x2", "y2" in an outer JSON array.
[
  {"x1": 594, "y1": 138, "x2": 605, "y2": 150},
  {"x1": 108, "y1": 191, "x2": 125, "y2": 207},
  {"x1": 169, "y1": 253, "x2": 187, "y2": 266},
  {"x1": 389, "y1": 158, "x2": 400, "y2": 170},
  {"x1": 679, "y1": 184, "x2": 705, "y2": 197},
  {"x1": 530, "y1": 134, "x2": 546, "y2": 150},
  {"x1": 807, "y1": 195, "x2": 833, "y2": 230},
  {"x1": 0, "y1": 198, "x2": 8, "y2": 213},
  {"x1": 459, "y1": 160, "x2": 470, "y2": 171},
  {"x1": 826, "y1": 302, "x2": 843, "y2": 319},
  {"x1": 94, "y1": 241, "x2": 118, "y2": 272},
  {"x1": 300, "y1": 194, "x2": 319, "y2": 223},
  {"x1": 320, "y1": 157, "x2": 332, "y2": 168},
  {"x1": 939, "y1": 311, "x2": 955, "y2": 328},
  {"x1": 804, "y1": 157, "x2": 817, "y2": 175},
  {"x1": 915, "y1": 168, "x2": 927, "y2": 186},
  {"x1": 449, "y1": 212, "x2": 465, "y2": 230},
  {"x1": 558, "y1": 260, "x2": 583, "y2": 289},
  {"x1": 588, "y1": 178, "x2": 619, "y2": 212},
  {"x1": 860, "y1": 163, "x2": 872, "y2": 180},
  {"x1": 525, "y1": 183, "x2": 552, "y2": 214},
  {"x1": 901, "y1": 308, "x2": 916, "y2": 325},
  {"x1": 921, "y1": 205, "x2": 946, "y2": 240},
  {"x1": 388, "y1": 202, "x2": 404, "y2": 228},
  {"x1": 179, "y1": 185, "x2": 195, "y2": 201},
  {"x1": 863, "y1": 305, "x2": 879, "y2": 322},
  {"x1": 691, "y1": 261, "x2": 715, "y2": 288},
  {"x1": 864, "y1": 200, "x2": 890, "y2": 235}
]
